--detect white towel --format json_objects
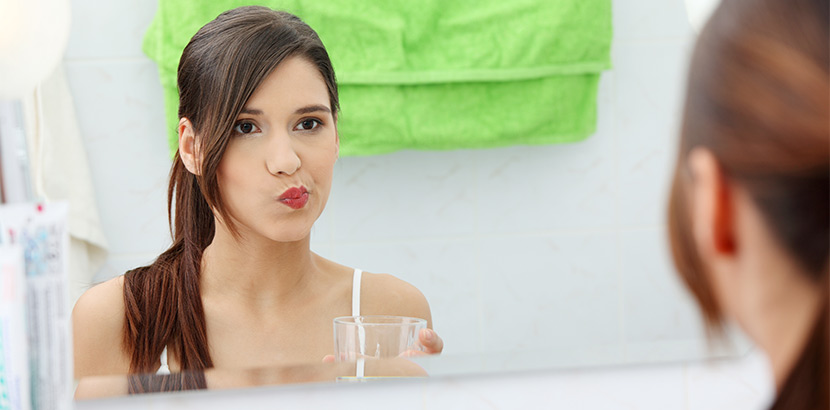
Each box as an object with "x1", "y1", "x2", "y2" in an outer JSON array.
[{"x1": 20, "y1": 64, "x2": 109, "y2": 304}]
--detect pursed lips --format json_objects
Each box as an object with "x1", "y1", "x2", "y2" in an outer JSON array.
[{"x1": 278, "y1": 186, "x2": 309, "y2": 209}]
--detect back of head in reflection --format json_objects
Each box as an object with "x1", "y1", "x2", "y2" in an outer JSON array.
[
  {"x1": 667, "y1": 0, "x2": 828, "y2": 408},
  {"x1": 71, "y1": 6, "x2": 442, "y2": 380}
]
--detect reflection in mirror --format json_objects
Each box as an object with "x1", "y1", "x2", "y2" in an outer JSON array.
[
  {"x1": 59, "y1": 0, "x2": 753, "y2": 402},
  {"x1": 72, "y1": 6, "x2": 442, "y2": 381}
]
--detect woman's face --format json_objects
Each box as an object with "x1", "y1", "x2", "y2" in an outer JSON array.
[{"x1": 216, "y1": 56, "x2": 338, "y2": 243}]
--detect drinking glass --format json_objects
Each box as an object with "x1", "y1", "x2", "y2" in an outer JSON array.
[{"x1": 333, "y1": 315, "x2": 426, "y2": 362}]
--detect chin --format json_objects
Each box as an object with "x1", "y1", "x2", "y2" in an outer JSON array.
[
  {"x1": 276, "y1": 234, "x2": 309, "y2": 243},
  {"x1": 266, "y1": 227, "x2": 312, "y2": 243},
  {"x1": 259, "y1": 211, "x2": 320, "y2": 243}
]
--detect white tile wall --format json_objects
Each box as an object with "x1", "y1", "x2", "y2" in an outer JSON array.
[
  {"x1": 613, "y1": 0, "x2": 694, "y2": 41},
  {"x1": 614, "y1": 40, "x2": 693, "y2": 227},
  {"x1": 64, "y1": 0, "x2": 156, "y2": 60},
  {"x1": 476, "y1": 232, "x2": 621, "y2": 354},
  {"x1": 63, "y1": 0, "x2": 735, "y2": 386},
  {"x1": 65, "y1": 60, "x2": 172, "y2": 256},
  {"x1": 620, "y1": 228, "x2": 703, "y2": 345},
  {"x1": 328, "y1": 149, "x2": 479, "y2": 242}
]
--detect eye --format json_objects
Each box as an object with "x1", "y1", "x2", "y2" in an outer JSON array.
[
  {"x1": 233, "y1": 121, "x2": 260, "y2": 135},
  {"x1": 294, "y1": 118, "x2": 321, "y2": 131}
]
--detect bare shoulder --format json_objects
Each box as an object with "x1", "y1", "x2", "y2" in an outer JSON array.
[
  {"x1": 360, "y1": 272, "x2": 433, "y2": 328},
  {"x1": 72, "y1": 276, "x2": 130, "y2": 378}
]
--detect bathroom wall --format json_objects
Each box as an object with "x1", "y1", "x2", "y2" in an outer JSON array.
[{"x1": 63, "y1": 0, "x2": 713, "y2": 362}]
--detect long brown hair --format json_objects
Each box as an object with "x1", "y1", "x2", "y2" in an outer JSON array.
[
  {"x1": 122, "y1": 6, "x2": 339, "y2": 376},
  {"x1": 667, "y1": 0, "x2": 828, "y2": 408}
]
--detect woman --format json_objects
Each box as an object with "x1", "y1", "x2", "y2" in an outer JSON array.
[
  {"x1": 72, "y1": 6, "x2": 443, "y2": 378},
  {"x1": 668, "y1": 0, "x2": 828, "y2": 408}
]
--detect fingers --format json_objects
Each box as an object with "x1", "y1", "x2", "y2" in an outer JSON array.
[
  {"x1": 322, "y1": 355, "x2": 335, "y2": 363},
  {"x1": 419, "y1": 328, "x2": 444, "y2": 354}
]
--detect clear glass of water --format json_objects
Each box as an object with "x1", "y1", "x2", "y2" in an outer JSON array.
[{"x1": 333, "y1": 315, "x2": 426, "y2": 362}]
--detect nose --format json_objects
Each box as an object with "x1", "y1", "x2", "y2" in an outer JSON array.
[{"x1": 265, "y1": 134, "x2": 301, "y2": 176}]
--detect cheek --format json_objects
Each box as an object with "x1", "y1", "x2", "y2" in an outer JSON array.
[
  {"x1": 308, "y1": 152, "x2": 337, "y2": 198},
  {"x1": 216, "y1": 163, "x2": 239, "y2": 193},
  {"x1": 306, "y1": 140, "x2": 338, "y2": 177},
  {"x1": 216, "y1": 156, "x2": 256, "y2": 206},
  {"x1": 314, "y1": 160, "x2": 336, "y2": 191},
  {"x1": 219, "y1": 145, "x2": 258, "y2": 182}
]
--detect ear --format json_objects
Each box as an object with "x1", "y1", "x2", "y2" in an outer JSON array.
[
  {"x1": 334, "y1": 116, "x2": 340, "y2": 159},
  {"x1": 335, "y1": 132, "x2": 340, "y2": 159},
  {"x1": 688, "y1": 148, "x2": 736, "y2": 259},
  {"x1": 178, "y1": 117, "x2": 201, "y2": 175}
]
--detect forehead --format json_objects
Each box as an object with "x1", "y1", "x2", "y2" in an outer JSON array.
[{"x1": 245, "y1": 56, "x2": 330, "y2": 110}]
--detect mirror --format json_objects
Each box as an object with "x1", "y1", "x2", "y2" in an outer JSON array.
[{"x1": 59, "y1": 0, "x2": 749, "y2": 399}]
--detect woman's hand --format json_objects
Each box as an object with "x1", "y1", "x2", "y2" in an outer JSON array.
[
  {"x1": 399, "y1": 328, "x2": 444, "y2": 357},
  {"x1": 418, "y1": 328, "x2": 444, "y2": 355}
]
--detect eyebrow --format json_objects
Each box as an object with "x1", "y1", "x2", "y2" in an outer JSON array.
[
  {"x1": 295, "y1": 104, "x2": 332, "y2": 115},
  {"x1": 238, "y1": 104, "x2": 332, "y2": 116},
  {"x1": 239, "y1": 107, "x2": 264, "y2": 116}
]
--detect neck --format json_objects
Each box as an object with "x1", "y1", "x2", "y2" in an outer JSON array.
[
  {"x1": 200, "y1": 220, "x2": 320, "y2": 308},
  {"x1": 741, "y1": 256, "x2": 822, "y2": 390}
]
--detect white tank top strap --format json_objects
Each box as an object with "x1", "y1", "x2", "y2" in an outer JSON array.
[
  {"x1": 351, "y1": 268, "x2": 365, "y2": 378},
  {"x1": 157, "y1": 346, "x2": 170, "y2": 375},
  {"x1": 351, "y1": 268, "x2": 363, "y2": 317}
]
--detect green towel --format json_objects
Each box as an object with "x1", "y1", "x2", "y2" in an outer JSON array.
[{"x1": 144, "y1": 0, "x2": 612, "y2": 156}]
